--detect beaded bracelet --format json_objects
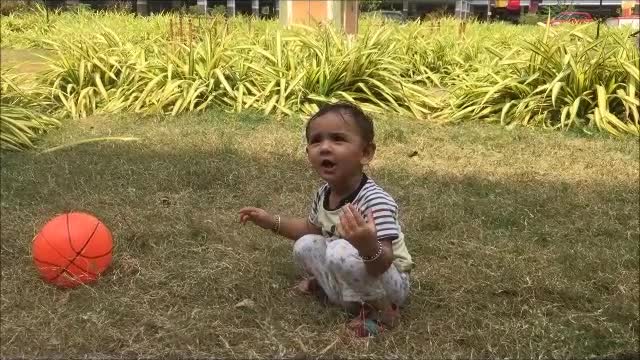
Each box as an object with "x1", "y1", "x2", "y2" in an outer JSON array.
[
  {"x1": 360, "y1": 241, "x2": 382, "y2": 262},
  {"x1": 272, "y1": 215, "x2": 281, "y2": 234}
]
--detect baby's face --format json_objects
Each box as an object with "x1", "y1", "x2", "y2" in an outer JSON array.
[{"x1": 306, "y1": 112, "x2": 368, "y2": 187}]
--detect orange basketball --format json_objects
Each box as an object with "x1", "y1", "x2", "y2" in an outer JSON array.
[{"x1": 32, "y1": 212, "x2": 113, "y2": 288}]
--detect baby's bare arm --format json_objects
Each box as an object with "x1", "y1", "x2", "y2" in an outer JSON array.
[
  {"x1": 239, "y1": 207, "x2": 321, "y2": 241},
  {"x1": 361, "y1": 240, "x2": 394, "y2": 277},
  {"x1": 276, "y1": 216, "x2": 322, "y2": 241}
]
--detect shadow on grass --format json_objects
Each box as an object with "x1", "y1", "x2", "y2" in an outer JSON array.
[{"x1": 0, "y1": 139, "x2": 637, "y2": 358}]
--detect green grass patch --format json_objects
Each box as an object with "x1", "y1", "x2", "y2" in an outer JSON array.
[{"x1": 1, "y1": 110, "x2": 638, "y2": 358}]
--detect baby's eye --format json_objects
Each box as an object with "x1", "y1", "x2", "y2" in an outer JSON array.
[{"x1": 331, "y1": 134, "x2": 346, "y2": 142}]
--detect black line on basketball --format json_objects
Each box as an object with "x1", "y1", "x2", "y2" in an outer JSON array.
[
  {"x1": 66, "y1": 213, "x2": 73, "y2": 253},
  {"x1": 33, "y1": 258, "x2": 64, "y2": 268},
  {"x1": 33, "y1": 258, "x2": 64, "y2": 279},
  {"x1": 70, "y1": 261, "x2": 98, "y2": 277},
  {"x1": 67, "y1": 215, "x2": 100, "y2": 256},
  {"x1": 67, "y1": 215, "x2": 112, "y2": 258},
  {"x1": 67, "y1": 215, "x2": 100, "y2": 254},
  {"x1": 81, "y1": 249, "x2": 113, "y2": 259},
  {"x1": 39, "y1": 232, "x2": 74, "y2": 280},
  {"x1": 75, "y1": 221, "x2": 101, "y2": 256},
  {"x1": 50, "y1": 258, "x2": 98, "y2": 281},
  {"x1": 51, "y1": 221, "x2": 101, "y2": 282},
  {"x1": 66, "y1": 222, "x2": 101, "y2": 269},
  {"x1": 40, "y1": 232, "x2": 73, "y2": 262}
]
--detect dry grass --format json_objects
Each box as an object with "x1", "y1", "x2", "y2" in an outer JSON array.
[{"x1": 1, "y1": 110, "x2": 638, "y2": 359}]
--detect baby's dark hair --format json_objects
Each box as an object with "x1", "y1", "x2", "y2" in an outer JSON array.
[{"x1": 305, "y1": 102, "x2": 374, "y2": 145}]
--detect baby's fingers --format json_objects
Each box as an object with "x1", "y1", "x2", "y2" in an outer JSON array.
[
  {"x1": 239, "y1": 210, "x2": 258, "y2": 223},
  {"x1": 349, "y1": 203, "x2": 366, "y2": 226},
  {"x1": 239, "y1": 207, "x2": 259, "y2": 215},
  {"x1": 239, "y1": 207, "x2": 258, "y2": 221},
  {"x1": 339, "y1": 211, "x2": 354, "y2": 235}
]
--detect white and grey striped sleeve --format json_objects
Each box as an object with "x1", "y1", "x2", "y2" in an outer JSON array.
[
  {"x1": 358, "y1": 185, "x2": 400, "y2": 241},
  {"x1": 308, "y1": 185, "x2": 326, "y2": 227}
]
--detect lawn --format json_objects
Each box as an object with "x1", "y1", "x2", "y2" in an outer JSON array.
[
  {"x1": 1, "y1": 110, "x2": 638, "y2": 358},
  {"x1": 0, "y1": 48, "x2": 50, "y2": 75}
]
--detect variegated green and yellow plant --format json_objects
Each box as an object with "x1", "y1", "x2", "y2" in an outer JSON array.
[
  {"x1": 1, "y1": 9, "x2": 638, "y2": 151},
  {"x1": 0, "y1": 70, "x2": 60, "y2": 151},
  {"x1": 442, "y1": 24, "x2": 639, "y2": 136}
]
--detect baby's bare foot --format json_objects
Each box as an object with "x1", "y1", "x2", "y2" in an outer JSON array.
[
  {"x1": 375, "y1": 304, "x2": 400, "y2": 328},
  {"x1": 295, "y1": 277, "x2": 315, "y2": 294},
  {"x1": 295, "y1": 277, "x2": 329, "y2": 304}
]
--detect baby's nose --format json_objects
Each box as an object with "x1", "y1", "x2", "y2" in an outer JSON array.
[{"x1": 319, "y1": 140, "x2": 332, "y2": 151}]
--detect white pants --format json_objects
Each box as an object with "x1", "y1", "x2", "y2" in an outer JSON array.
[{"x1": 293, "y1": 234, "x2": 410, "y2": 308}]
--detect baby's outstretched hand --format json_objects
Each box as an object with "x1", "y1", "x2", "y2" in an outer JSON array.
[{"x1": 239, "y1": 207, "x2": 275, "y2": 230}]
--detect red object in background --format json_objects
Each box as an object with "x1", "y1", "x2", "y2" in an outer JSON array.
[
  {"x1": 506, "y1": 0, "x2": 520, "y2": 11},
  {"x1": 550, "y1": 11, "x2": 595, "y2": 25}
]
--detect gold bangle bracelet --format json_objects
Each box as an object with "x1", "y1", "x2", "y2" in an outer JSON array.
[{"x1": 272, "y1": 215, "x2": 281, "y2": 234}]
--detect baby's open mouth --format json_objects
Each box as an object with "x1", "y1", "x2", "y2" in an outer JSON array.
[{"x1": 320, "y1": 159, "x2": 336, "y2": 169}]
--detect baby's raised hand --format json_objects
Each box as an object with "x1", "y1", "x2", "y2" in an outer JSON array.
[
  {"x1": 239, "y1": 207, "x2": 275, "y2": 230},
  {"x1": 338, "y1": 203, "x2": 378, "y2": 256}
]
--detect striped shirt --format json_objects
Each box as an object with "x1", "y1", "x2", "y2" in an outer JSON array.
[{"x1": 308, "y1": 175, "x2": 414, "y2": 272}]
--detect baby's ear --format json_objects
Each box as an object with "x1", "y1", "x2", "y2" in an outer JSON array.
[{"x1": 361, "y1": 142, "x2": 376, "y2": 165}]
